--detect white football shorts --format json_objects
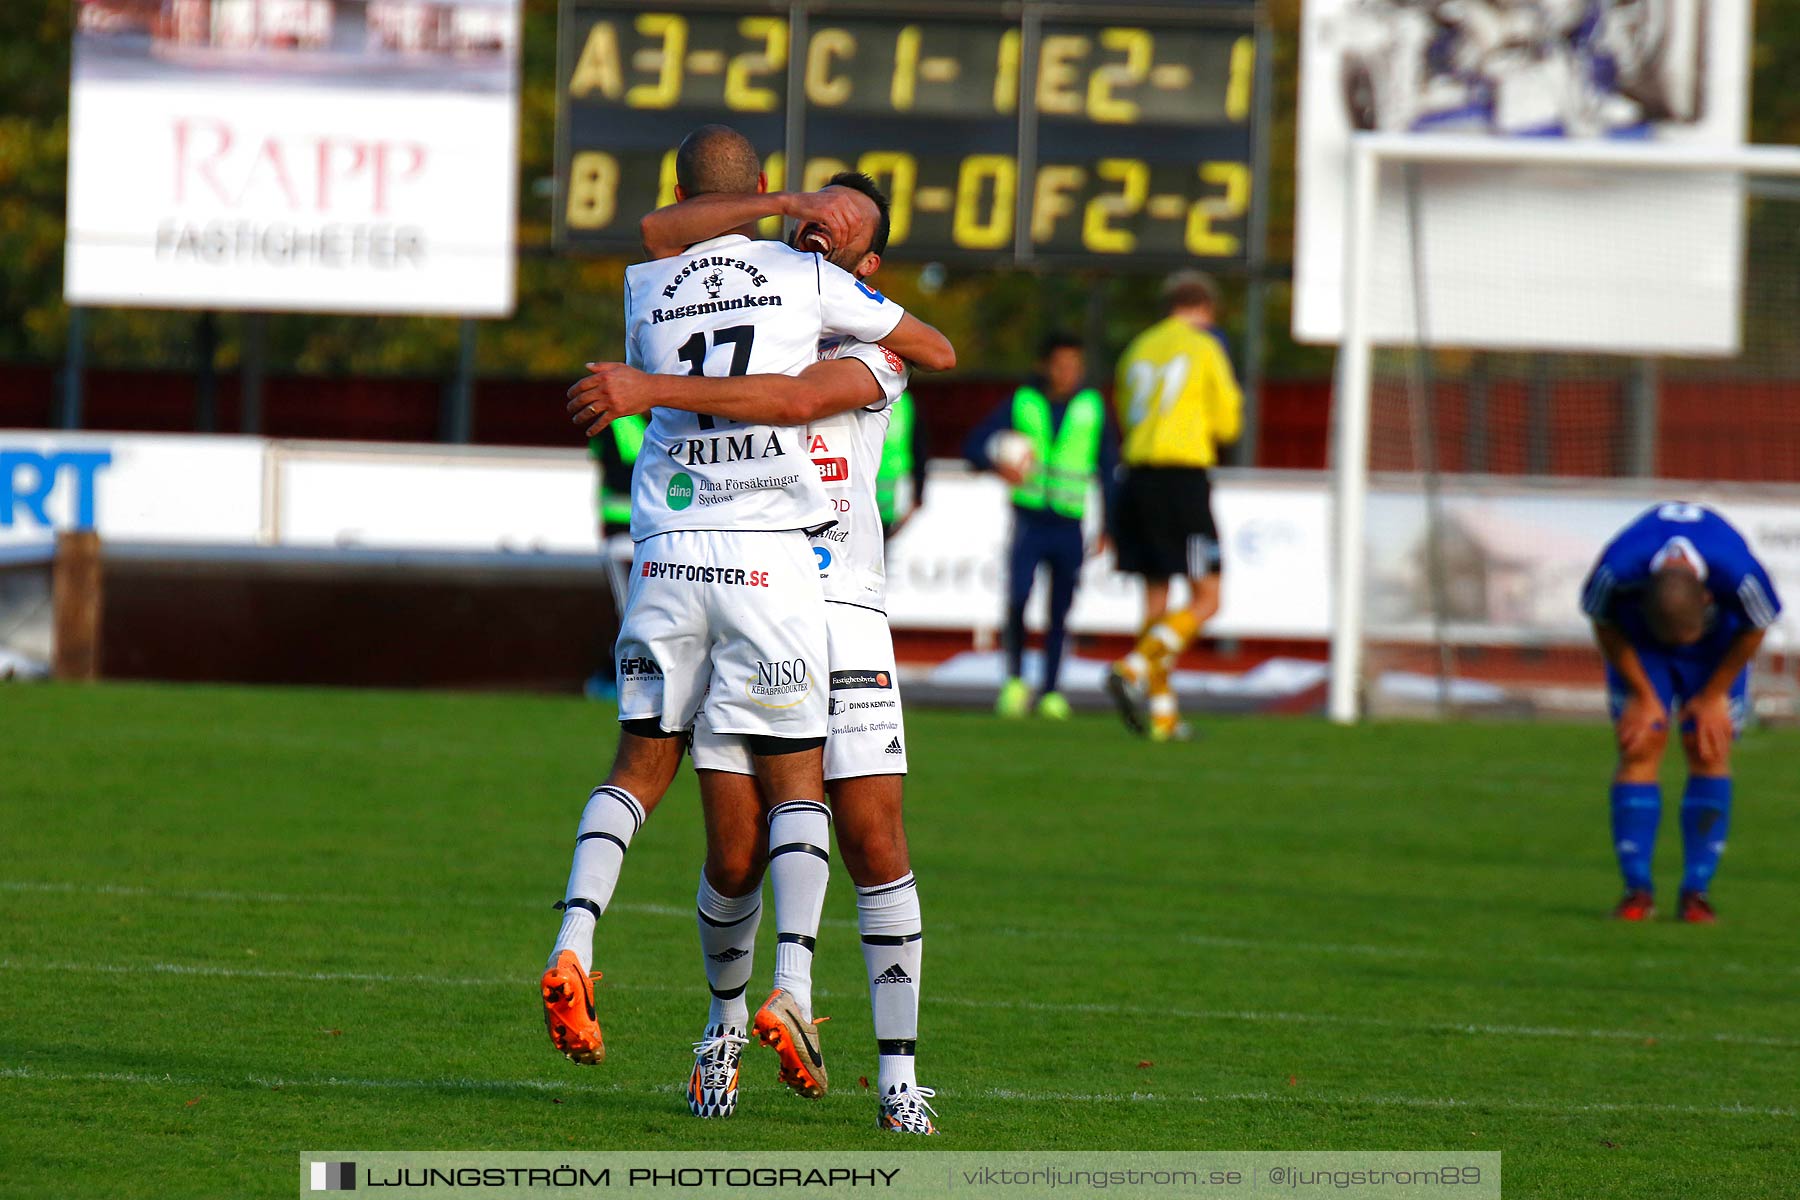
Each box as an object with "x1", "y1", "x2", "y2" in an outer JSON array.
[
  {"x1": 615, "y1": 529, "x2": 827, "y2": 740},
  {"x1": 692, "y1": 602, "x2": 907, "y2": 779}
]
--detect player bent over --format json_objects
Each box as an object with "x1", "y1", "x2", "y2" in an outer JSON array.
[
  {"x1": 570, "y1": 173, "x2": 945, "y2": 1133},
  {"x1": 541, "y1": 127, "x2": 950, "y2": 1068},
  {"x1": 1580, "y1": 503, "x2": 1782, "y2": 923}
]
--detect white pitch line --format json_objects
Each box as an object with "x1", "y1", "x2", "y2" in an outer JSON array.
[
  {"x1": 0, "y1": 880, "x2": 858, "y2": 930},
  {"x1": 2, "y1": 958, "x2": 1796, "y2": 1051},
  {"x1": 0, "y1": 1065, "x2": 641, "y2": 1097},
  {"x1": 981, "y1": 1087, "x2": 1799, "y2": 1120},
  {"x1": 0, "y1": 1066, "x2": 1787, "y2": 1121},
  {"x1": 0, "y1": 880, "x2": 678, "y2": 918},
  {"x1": 0, "y1": 958, "x2": 518, "y2": 988},
  {"x1": 925, "y1": 993, "x2": 1800, "y2": 1051},
  {"x1": 1180, "y1": 933, "x2": 1800, "y2": 979},
  {"x1": 8, "y1": 879, "x2": 1792, "y2": 977}
]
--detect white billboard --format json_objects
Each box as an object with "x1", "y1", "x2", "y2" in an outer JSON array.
[
  {"x1": 0, "y1": 431, "x2": 265, "y2": 546},
  {"x1": 6, "y1": 430, "x2": 1794, "y2": 651},
  {"x1": 883, "y1": 469, "x2": 1334, "y2": 639},
  {"x1": 65, "y1": 0, "x2": 521, "y2": 316},
  {"x1": 1362, "y1": 484, "x2": 1800, "y2": 651},
  {"x1": 273, "y1": 446, "x2": 599, "y2": 553},
  {"x1": 1292, "y1": 0, "x2": 1751, "y2": 350}
]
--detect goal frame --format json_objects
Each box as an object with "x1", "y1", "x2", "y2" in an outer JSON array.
[{"x1": 1328, "y1": 135, "x2": 1800, "y2": 724}]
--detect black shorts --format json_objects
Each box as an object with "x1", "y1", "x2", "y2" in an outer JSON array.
[{"x1": 1113, "y1": 466, "x2": 1222, "y2": 580}]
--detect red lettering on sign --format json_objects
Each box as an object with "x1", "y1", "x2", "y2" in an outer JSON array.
[{"x1": 171, "y1": 118, "x2": 427, "y2": 215}]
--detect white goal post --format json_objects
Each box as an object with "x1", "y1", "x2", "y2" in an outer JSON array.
[{"x1": 1329, "y1": 136, "x2": 1800, "y2": 724}]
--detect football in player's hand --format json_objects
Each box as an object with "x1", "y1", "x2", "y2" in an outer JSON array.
[{"x1": 985, "y1": 431, "x2": 1036, "y2": 484}]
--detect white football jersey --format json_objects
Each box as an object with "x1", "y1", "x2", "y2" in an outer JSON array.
[
  {"x1": 808, "y1": 337, "x2": 910, "y2": 610},
  {"x1": 624, "y1": 234, "x2": 905, "y2": 540}
]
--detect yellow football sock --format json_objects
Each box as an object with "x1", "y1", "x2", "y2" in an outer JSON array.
[
  {"x1": 1163, "y1": 608, "x2": 1201, "y2": 647},
  {"x1": 1116, "y1": 617, "x2": 1156, "y2": 683},
  {"x1": 1148, "y1": 684, "x2": 1180, "y2": 732},
  {"x1": 1147, "y1": 659, "x2": 1183, "y2": 739},
  {"x1": 1134, "y1": 608, "x2": 1203, "y2": 667}
]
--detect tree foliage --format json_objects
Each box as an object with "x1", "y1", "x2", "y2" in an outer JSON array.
[{"x1": 2, "y1": 0, "x2": 1794, "y2": 384}]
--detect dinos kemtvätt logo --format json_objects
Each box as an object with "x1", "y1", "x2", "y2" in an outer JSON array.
[{"x1": 667, "y1": 472, "x2": 694, "y2": 510}]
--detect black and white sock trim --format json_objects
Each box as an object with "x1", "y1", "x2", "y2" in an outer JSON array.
[
  {"x1": 860, "y1": 932, "x2": 922, "y2": 946},
  {"x1": 768, "y1": 799, "x2": 832, "y2": 823},
  {"x1": 855, "y1": 871, "x2": 916, "y2": 898},
  {"x1": 575, "y1": 830, "x2": 627, "y2": 854},
  {"x1": 696, "y1": 903, "x2": 762, "y2": 928},
  {"x1": 591, "y1": 785, "x2": 646, "y2": 832},
  {"x1": 768, "y1": 800, "x2": 832, "y2": 862}
]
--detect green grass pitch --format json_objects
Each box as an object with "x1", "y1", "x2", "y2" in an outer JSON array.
[{"x1": 3, "y1": 683, "x2": 1797, "y2": 1198}]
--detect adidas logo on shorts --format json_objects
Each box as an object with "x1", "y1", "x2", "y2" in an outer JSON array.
[{"x1": 884, "y1": 737, "x2": 903, "y2": 755}]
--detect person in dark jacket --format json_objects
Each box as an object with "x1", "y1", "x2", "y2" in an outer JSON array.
[{"x1": 963, "y1": 332, "x2": 1118, "y2": 719}]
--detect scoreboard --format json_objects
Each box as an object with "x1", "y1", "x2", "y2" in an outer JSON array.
[{"x1": 555, "y1": 1, "x2": 1263, "y2": 267}]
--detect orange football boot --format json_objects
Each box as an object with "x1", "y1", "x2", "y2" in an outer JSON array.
[
  {"x1": 541, "y1": 950, "x2": 605, "y2": 1064},
  {"x1": 752, "y1": 988, "x2": 828, "y2": 1098}
]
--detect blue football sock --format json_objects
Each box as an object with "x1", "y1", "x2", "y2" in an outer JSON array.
[
  {"x1": 1609, "y1": 782, "x2": 1662, "y2": 892},
  {"x1": 1680, "y1": 775, "x2": 1732, "y2": 894}
]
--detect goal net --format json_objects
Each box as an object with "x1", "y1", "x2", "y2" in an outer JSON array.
[
  {"x1": 1330, "y1": 138, "x2": 1800, "y2": 722},
  {"x1": 0, "y1": 544, "x2": 56, "y2": 680}
]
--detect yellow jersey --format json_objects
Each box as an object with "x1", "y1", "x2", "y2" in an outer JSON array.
[{"x1": 1113, "y1": 316, "x2": 1243, "y2": 468}]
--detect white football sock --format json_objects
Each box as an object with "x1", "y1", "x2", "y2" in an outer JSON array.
[
  {"x1": 858, "y1": 872, "x2": 923, "y2": 1095},
  {"x1": 696, "y1": 870, "x2": 761, "y2": 1031},
  {"x1": 766, "y1": 799, "x2": 832, "y2": 1016},
  {"x1": 550, "y1": 785, "x2": 646, "y2": 974}
]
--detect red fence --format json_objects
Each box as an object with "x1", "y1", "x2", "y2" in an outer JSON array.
[{"x1": 4, "y1": 365, "x2": 1798, "y2": 481}]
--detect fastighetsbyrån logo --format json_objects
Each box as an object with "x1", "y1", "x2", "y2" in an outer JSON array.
[{"x1": 830, "y1": 669, "x2": 892, "y2": 691}]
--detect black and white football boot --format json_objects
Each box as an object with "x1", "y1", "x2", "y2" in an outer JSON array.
[
  {"x1": 686, "y1": 1024, "x2": 748, "y2": 1118},
  {"x1": 877, "y1": 1083, "x2": 939, "y2": 1134}
]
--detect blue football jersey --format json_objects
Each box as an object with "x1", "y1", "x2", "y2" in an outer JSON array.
[{"x1": 1580, "y1": 503, "x2": 1782, "y2": 657}]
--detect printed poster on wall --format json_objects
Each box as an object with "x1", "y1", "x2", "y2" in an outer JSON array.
[
  {"x1": 65, "y1": 0, "x2": 521, "y2": 316},
  {"x1": 1292, "y1": 0, "x2": 1751, "y2": 353}
]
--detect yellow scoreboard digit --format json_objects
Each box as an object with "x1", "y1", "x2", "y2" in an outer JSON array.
[
  {"x1": 566, "y1": 10, "x2": 790, "y2": 112},
  {"x1": 1025, "y1": 20, "x2": 1255, "y2": 261},
  {"x1": 557, "y1": 4, "x2": 1260, "y2": 265}
]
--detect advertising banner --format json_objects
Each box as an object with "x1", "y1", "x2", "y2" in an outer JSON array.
[
  {"x1": 1291, "y1": 0, "x2": 1750, "y2": 352},
  {"x1": 272, "y1": 446, "x2": 598, "y2": 553},
  {"x1": 884, "y1": 469, "x2": 1333, "y2": 639},
  {"x1": 4, "y1": 430, "x2": 1793, "y2": 650},
  {"x1": 66, "y1": 0, "x2": 521, "y2": 316},
  {"x1": 0, "y1": 431, "x2": 265, "y2": 546},
  {"x1": 1363, "y1": 484, "x2": 1800, "y2": 651}
]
